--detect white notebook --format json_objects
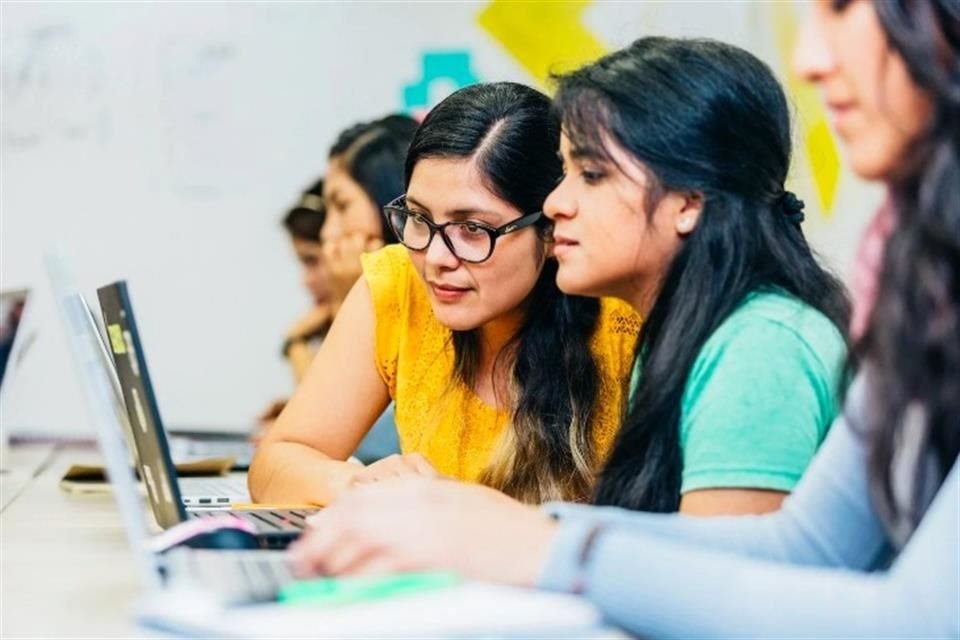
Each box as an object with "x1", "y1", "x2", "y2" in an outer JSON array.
[{"x1": 137, "y1": 582, "x2": 615, "y2": 639}]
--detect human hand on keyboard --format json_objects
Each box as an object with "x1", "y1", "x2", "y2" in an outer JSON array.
[
  {"x1": 290, "y1": 477, "x2": 557, "y2": 587},
  {"x1": 349, "y1": 453, "x2": 441, "y2": 486}
]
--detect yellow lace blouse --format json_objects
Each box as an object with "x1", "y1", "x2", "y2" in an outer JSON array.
[{"x1": 361, "y1": 245, "x2": 640, "y2": 486}]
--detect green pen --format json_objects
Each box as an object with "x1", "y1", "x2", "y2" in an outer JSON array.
[{"x1": 278, "y1": 571, "x2": 461, "y2": 607}]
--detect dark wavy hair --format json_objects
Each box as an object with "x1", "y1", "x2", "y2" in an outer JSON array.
[
  {"x1": 282, "y1": 177, "x2": 326, "y2": 242},
  {"x1": 556, "y1": 37, "x2": 851, "y2": 512},
  {"x1": 329, "y1": 114, "x2": 419, "y2": 243},
  {"x1": 404, "y1": 82, "x2": 603, "y2": 503},
  {"x1": 856, "y1": 0, "x2": 960, "y2": 534}
]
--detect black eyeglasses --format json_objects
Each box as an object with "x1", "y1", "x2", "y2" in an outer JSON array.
[{"x1": 383, "y1": 195, "x2": 543, "y2": 264}]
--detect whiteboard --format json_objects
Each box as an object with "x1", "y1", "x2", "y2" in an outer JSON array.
[{"x1": 0, "y1": 2, "x2": 882, "y2": 438}]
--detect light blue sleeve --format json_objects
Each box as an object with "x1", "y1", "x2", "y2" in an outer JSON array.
[
  {"x1": 543, "y1": 379, "x2": 887, "y2": 568},
  {"x1": 538, "y1": 379, "x2": 960, "y2": 638}
]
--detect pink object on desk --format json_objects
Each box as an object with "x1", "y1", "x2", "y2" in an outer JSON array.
[{"x1": 148, "y1": 513, "x2": 257, "y2": 552}]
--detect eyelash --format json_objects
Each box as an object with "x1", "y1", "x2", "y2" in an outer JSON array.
[
  {"x1": 581, "y1": 169, "x2": 605, "y2": 185},
  {"x1": 557, "y1": 167, "x2": 605, "y2": 185},
  {"x1": 411, "y1": 212, "x2": 488, "y2": 230},
  {"x1": 829, "y1": 0, "x2": 852, "y2": 13}
]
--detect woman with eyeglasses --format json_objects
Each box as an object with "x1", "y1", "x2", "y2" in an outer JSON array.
[
  {"x1": 249, "y1": 82, "x2": 641, "y2": 506},
  {"x1": 289, "y1": 2, "x2": 959, "y2": 636}
]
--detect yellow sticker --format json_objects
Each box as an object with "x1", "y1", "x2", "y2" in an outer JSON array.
[
  {"x1": 477, "y1": 0, "x2": 607, "y2": 89},
  {"x1": 805, "y1": 120, "x2": 841, "y2": 214},
  {"x1": 770, "y1": 2, "x2": 841, "y2": 215},
  {"x1": 107, "y1": 324, "x2": 127, "y2": 354}
]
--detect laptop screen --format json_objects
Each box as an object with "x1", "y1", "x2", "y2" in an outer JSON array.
[
  {"x1": 97, "y1": 281, "x2": 188, "y2": 528},
  {"x1": 45, "y1": 257, "x2": 162, "y2": 587},
  {"x1": 0, "y1": 290, "x2": 29, "y2": 390}
]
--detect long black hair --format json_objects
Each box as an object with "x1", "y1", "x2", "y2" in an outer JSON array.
[
  {"x1": 856, "y1": 0, "x2": 960, "y2": 537},
  {"x1": 558, "y1": 37, "x2": 851, "y2": 512},
  {"x1": 404, "y1": 82, "x2": 603, "y2": 502},
  {"x1": 329, "y1": 114, "x2": 419, "y2": 243}
]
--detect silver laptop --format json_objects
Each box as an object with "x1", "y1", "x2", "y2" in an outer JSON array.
[
  {"x1": 77, "y1": 291, "x2": 250, "y2": 508},
  {"x1": 96, "y1": 280, "x2": 314, "y2": 547},
  {"x1": 47, "y1": 255, "x2": 295, "y2": 605}
]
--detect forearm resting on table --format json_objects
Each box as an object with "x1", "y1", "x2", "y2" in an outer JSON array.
[{"x1": 248, "y1": 440, "x2": 362, "y2": 506}]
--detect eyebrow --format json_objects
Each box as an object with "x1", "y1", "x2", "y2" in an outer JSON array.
[
  {"x1": 569, "y1": 146, "x2": 608, "y2": 161},
  {"x1": 405, "y1": 196, "x2": 505, "y2": 222},
  {"x1": 557, "y1": 146, "x2": 608, "y2": 165}
]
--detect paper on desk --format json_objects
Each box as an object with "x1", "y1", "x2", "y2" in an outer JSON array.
[
  {"x1": 60, "y1": 457, "x2": 234, "y2": 484},
  {"x1": 137, "y1": 582, "x2": 606, "y2": 639}
]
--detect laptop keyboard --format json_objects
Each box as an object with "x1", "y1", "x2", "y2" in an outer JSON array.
[
  {"x1": 168, "y1": 437, "x2": 254, "y2": 469},
  {"x1": 191, "y1": 508, "x2": 312, "y2": 532},
  {"x1": 163, "y1": 548, "x2": 294, "y2": 604},
  {"x1": 240, "y1": 509, "x2": 310, "y2": 531},
  {"x1": 178, "y1": 474, "x2": 250, "y2": 506}
]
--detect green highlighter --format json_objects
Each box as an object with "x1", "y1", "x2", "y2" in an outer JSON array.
[{"x1": 278, "y1": 571, "x2": 461, "y2": 607}]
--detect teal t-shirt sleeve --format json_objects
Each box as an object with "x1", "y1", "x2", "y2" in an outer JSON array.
[{"x1": 679, "y1": 311, "x2": 844, "y2": 494}]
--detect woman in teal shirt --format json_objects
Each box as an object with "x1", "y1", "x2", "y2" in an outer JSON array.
[{"x1": 552, "y1": 36, "x2": 849, "y2": 514}]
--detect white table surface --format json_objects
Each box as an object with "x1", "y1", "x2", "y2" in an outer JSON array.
[{"x1": 1, "y1": 443, "x2": 154, "y2": 638}]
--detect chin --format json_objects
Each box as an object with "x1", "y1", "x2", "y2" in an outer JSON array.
[
  {"x1": 555, "y1": 270, "x2": 599, "y2": 298},
  {"x1": 849, "y1": 154, "x2": 895, "y2": 182},
  {"x1": 431, "y1": 305, "x2": 483, "y2": 332},
  {"x1": 845, "y1": 138, "x2": 902, "y2": 182}
]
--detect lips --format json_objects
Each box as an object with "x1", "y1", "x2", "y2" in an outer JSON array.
[
  {"x1": 827, "y1": 101, "x2": 855, "y2": 115},
  {"x1": 825, "y1": 98, "x2": 857, "y2": 131},
  {"x1": 428, "y1": 281, "x2": 471, "y2": 302},
  {"x1": 552, "y1": 233, "x2": 579, "y2": 258}
]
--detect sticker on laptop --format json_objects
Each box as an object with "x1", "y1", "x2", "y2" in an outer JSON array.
[{"x1": 107, "y1": 323, "x2": 127, "y2": 354}]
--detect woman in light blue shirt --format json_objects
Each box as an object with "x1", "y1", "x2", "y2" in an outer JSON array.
[{"x1": 290, "y1": 1, "x2": 959, "y2": 636}]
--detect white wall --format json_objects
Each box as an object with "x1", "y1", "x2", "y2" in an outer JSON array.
[{"x1": 0, "y1": 1, "x2": 883, "y2": 438}]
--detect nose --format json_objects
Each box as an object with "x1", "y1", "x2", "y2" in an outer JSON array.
[
  {"x1": 544, "y1": 174, "x2": 575, "y2": 222},
  {"x1": 792, "y1": 8, "x2": 835, "y2": 85},
  {"x1": 304, "y1": 263, "x2": 320, "y2": 288},
  {"x1": 423, "y1": 229, "x2": 461, "y2": 269},
  {"x1": 321, "y1": 215, "x2": 341, "y2": 243}
]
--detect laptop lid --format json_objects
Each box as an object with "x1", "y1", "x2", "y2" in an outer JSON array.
[
  {"x1": 45, "y1": 256, "x2": 162, "y2": 588},
  {"x1": 78, "y1": 294, "x2": 124, "y2": 402},
  {"x1": 0, "y1": 289, "x2": 29, "y2": 391},
  {"x1": 97, "y1": 281, "x2": 189, "y2": 529},
  {"x1": 75, "y1": 294, "x2": 141, "y2": 459}
]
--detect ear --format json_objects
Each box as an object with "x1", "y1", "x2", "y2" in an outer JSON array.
[{"x1": 672, "y1": 191, "x2": 704, "y2": 237}]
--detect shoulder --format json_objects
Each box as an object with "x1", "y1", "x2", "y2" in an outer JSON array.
[
  {"x1": 683, "y1": 291, "x2": 849, "y2": 443},
  {"x1": 679, "y1": 293, "x2": 848, "y2": 494},
  {"x1": 592, "y1": 297, "x2": 641, "y2": 376},
  {"x1": 361, "y1": 245, "x2": 436, "y2": 392},
  {"x1": 361, "y1": 244, "x2": 429, "y2": 316},
  {"x1": 596, "y1": 297, "x2": 642, "y2": 337},
  {"x1": 361, "y1": 244, "x2": 416, "y2": 291},
  {"x1": 699, "y1": 291, "x2": 846, "y2": 377}
]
